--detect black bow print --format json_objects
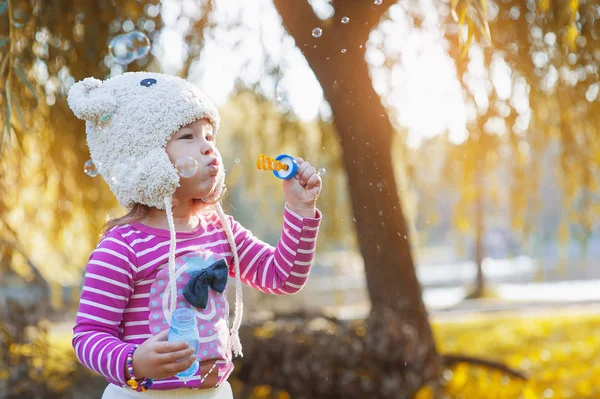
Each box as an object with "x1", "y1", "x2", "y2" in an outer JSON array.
[{"x1": 183, "y1": 259, "x2": 228, "y2": 309}]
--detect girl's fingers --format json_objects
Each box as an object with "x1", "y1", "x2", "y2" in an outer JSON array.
[
  {"x1": 158, "y1": 346, "x2": 195, "y2": 364},
  {"x1": 289, "y1": 158, "x2": 322, "y2": 187},
  {"x1": 294, "y1": 160, "x2": 309, "y2": 181},
  {"x1": 154, "y1": 340, "x2": 189, "y2": 354},
  {"x1": 164, "y1": 355, "x2": 196, "y2": 376},
  {"x1": 305, "y1": 173, "x2": 321, "y2": 190},
  {"x1": 301, "y1": 165, "x2": 317, "y2": 184},
  {"x1": 149, "y1": 329, "x2": 169, "y2": 342},
  {"x1": 299, "y1": 166, "x2": 316, "y2": 186}
]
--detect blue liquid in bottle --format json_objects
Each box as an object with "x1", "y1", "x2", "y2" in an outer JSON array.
[{"x1": 168, "y1": 308, "x2": 199, "y2": 379}]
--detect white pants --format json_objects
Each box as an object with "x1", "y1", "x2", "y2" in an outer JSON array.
[{"x1": 101, "y1": 381, "x2": 233, "y2": 399}]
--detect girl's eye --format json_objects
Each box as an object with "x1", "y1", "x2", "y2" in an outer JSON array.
[{"x1": 181, "y1": 134, "x2": 194, "y2": 139}]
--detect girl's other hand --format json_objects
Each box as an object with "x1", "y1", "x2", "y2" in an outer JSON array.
[{"x1": 128, "y1": 329, "x2": 196, "y2": 380}]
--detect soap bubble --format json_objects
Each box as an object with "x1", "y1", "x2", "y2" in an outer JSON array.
[
  {"x1": 374, "y1": 0, "x2": 382, "y2": 4},
  {"x1": 234, "y1": 158, "x2": 241, "y2": 164},
  {"x1": 109, "y1": 31, "x2": 151, "y2": 65},
  {"x1": 275, "y1": 84, "x2": 286, "y2": 102},
  {"x1": 125, "y1": 157, "x2": 143, "y2": 184},
  {"x1": 175, "y1": 156, "x2": 198, "y2": 178},
  {"x1": 274, "y1": 84, "x2": 290, "y2": 112},
  {"x1": 341, "y1": 49, "x2": 347, "y2": 54},
  {"x1": 84, "y1": 160, "x2": 99, "y2": 177},
  {"x1": 127, "y1": 31, "x2": 151, "y2": 57},
  {"x1": 12, "y1": 5, "x2": 30, "y2": 27},
  {"x1": 318, "y1": 168, "x2": 326, "y2": 176},
  {"x1": 312, "y1": 28, "x2": 323, "y2": 38},
  {"x1": 341, "y1": 17, "x2": 350, "y2": 24},
  {"x1": 110, "y1": 163, "x2": 130, "y2": 186}
]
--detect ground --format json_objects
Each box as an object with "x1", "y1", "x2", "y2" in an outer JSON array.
[
  {"x1": 42, "y1": 303, "x2": 600, "y2": 398},
  {"x1": 418, "y1": 304, "x2": 600, "y2": 399}
]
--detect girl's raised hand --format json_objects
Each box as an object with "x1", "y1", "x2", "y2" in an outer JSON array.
[
  {"x1": 129, "y1": 329, "x2": 197, "y2": 380},
  {"x1": 283, "y1": 157, "x2": 322, "y2": 218}
]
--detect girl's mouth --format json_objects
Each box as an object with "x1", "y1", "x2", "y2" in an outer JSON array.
[{"x1": 207, "y1": 164, "x2": 219, "y2": 175}]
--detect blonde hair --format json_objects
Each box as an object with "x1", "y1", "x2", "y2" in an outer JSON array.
[{"x1": 102, "y1": 189, "x2": 227, "y2": 236}]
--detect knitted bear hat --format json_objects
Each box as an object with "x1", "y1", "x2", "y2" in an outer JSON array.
[{"x1": 68, "y1": 72, "x2": 244, "y2": 357}]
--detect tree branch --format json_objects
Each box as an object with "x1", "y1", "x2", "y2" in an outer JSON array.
[
  {"x1": 273, "y1": 0, "x2": 397, "y2": 50},
  {"x1": 180, "y1": 2, "x2": 213, "y2": 79},
  {"x1": 272, "y1": 0, "x2": 322, "y2": 49},
  {"x1": 442, "y1": 354, "x2": 528, "y2": 380},
  {"x1": 332, "y1": 0, "x2": 396, "y2": 38},
  {"x1": 273, "y1": 309, "x2": 341, "y2": 325},
  {"x1": 0, "y1": 237, "x2": 49, "y2": 292}
]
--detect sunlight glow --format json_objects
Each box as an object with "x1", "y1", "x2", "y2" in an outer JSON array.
[{"x1": 158, "y1": 0, "x2": 517, "y2": 148}]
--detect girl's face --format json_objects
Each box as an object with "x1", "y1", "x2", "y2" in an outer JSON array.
[{"x1": 166, "y1": 118, "x2": 220, "y2": 202}]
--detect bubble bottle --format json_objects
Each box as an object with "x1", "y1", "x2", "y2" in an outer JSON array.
[{"x1": 168, "y1": 308, "x2": 200, "y2": 379}]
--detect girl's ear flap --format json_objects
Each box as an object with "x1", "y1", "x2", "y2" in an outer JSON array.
[{"x1": 67, "y1": 77, "x2": 117, "y2": 122}]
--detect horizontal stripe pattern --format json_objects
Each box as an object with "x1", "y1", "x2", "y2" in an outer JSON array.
[{"x1": 73, "y1": 205, "x2": 321, "y2": 390}]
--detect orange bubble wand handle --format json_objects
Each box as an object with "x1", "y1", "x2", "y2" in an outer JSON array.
[
  {"x1": 256, "y1": 154, "x2": 288, "y2": 172},
  {"x1": 256, "y1": 153, "x2": 298, "y2": 180}
]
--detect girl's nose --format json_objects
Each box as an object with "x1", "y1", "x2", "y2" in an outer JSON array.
[{"x1": 201, "y1": 142, "x2": 214, "y2": 156}]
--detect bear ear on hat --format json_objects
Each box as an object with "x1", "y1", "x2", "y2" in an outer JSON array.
[{"x1": 67, "y1": 77, "x2": 117, "y2": 122}]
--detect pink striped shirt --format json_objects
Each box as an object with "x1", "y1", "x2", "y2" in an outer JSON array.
[{"x1": 73, "y1": 205, "x2": 321, "y2": 391}]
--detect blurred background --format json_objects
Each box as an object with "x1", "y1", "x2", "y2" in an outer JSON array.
[{"x1": 1, "y1": 0, "x2": 600, "y2": 398}]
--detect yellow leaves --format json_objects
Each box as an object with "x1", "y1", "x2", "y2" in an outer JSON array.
[
  {"x1": 432, "y1": 311, "x2": 600, "y2": 398},
  {"x1": 253, "y1": 325, "x2": 276, "y2": 340},
  {"x1": 593, "y1": 148, "x2": 600, "y2": 164},
  {"x1": 451, "y1": 0, "x2": 492, "y2": 59},
  {"x1": 243, "y1": 384, "x2": 291, "y2": 399},
  {"x1": 511, "y1": 216, "x2": 524, "y2": 230},
  {"x1": 522, "y1": 386, "x2": 540, "y2": 399},
  {"x1": 455, "y1": 215, "x2": 471, "y2": 233},
  {"x1": 564, "y1": 0, "x2": 580, "y2": 51},
  {"x1": 447, "y1": 363, "x2": 469, "y2": 390},
  {"x1": 566, "y1": 24, "x2": 579, "y2": 52},
  {"x1": 458, "y1": 6, "x2": 468, "y2": 26},
  {"x1": 275, "y1": 392, "x2": 291, "y2": 399},
  {"x1": 569, "y1": 0, "x2": 579, "y2": 14},
  {"x1": 577, "y1": 379, "x2": 593, "y2": 396},
  {"x1": 461, "y1": 19, "x2": 475, "y2": 59},
  {"x1": 463, "y1": 183, "x2": 480, "y2": 202},
  {"x1": 124, "y1": 0, "x2": 144, "y2": 20},
  {"x1": 558, "y1": 220, "x2": 570, "y2": 244},
  {"x1": 355, "y1": 325, "x2": 366, "y2": 337},
  {"x1": 451, "y1": 0, "x2": 460, "y2": 15},
  {"x1": 538, "y1": 0, "x2": 550, "y2": 13},
  {"x1": 480, "y1": 0, "x2": 487, "y2": 15},
  {"x1": 413, "y1": 385, "x2": 434, "y2": 399},
  {"x1": 251, "y1": 385, "x2": 272, "y2": 398}
]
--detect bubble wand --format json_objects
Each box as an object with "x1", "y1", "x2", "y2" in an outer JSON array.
[{"x1": 256, "y1": 153, "x2": 298, "y2": 180}]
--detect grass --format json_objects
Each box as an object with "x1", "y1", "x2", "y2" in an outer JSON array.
[
  {"x1": 45, "y1": 305, "x2": 600, "y2": 398},
  {"x1": 417, "y1": 305, "x2": 600, "y2": 398}
]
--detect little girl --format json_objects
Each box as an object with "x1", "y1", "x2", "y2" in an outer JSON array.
[{"x1": 67, "y1": 72, "x2": 322, "y2": 398}]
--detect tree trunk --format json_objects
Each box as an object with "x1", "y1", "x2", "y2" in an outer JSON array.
[{"x1": 273, "y1": 0, "x2": 438, "y2": 384}]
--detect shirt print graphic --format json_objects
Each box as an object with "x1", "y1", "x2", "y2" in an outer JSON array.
[{"x1": 148, "y1": 250, "x2": 230, "y2": 387}]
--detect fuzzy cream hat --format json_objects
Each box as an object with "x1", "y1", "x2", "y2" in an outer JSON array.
[{"x1": 68, "y1": 72, "x2": 244, "y2": 356}]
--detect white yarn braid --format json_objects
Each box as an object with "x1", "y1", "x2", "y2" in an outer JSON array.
[
  {"x1": 214, "y1": 201, "x2": 244, "y2": 357},
  {"x1": 164, "y1": 196, "x2": 178, "y2": 321}
]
